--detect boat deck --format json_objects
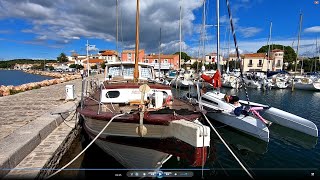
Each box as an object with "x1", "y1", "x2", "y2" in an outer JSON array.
[{"x1": 83, "y1": 83, "x2": 198, "y2": 114}]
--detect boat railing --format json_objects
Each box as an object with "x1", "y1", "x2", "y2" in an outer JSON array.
[{"x1": 80, "y1": 77, "x2": 103, "y2": 110}]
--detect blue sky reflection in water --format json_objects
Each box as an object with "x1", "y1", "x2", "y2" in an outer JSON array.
[{"x1": 0, "y1": 70, "x2": 52, "y2": 86}]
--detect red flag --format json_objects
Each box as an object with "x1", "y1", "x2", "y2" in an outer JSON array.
[{"x1": 212, "y1": 57, "x2": 215, "y2": 62}]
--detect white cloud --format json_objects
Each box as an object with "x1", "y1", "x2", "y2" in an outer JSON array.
[
  {"x1": 304, "y1": 26, "x2": 320, "y2": 33},
  {"x1": 238, "y1": 27, "x2": 262, "y2": 38},
  {"x1": 0, "y1": 0, "x2": 203, "y2": 53}
]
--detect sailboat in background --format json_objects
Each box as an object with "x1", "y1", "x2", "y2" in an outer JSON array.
[
  {"x1": 170, "y1": 4, "x2": 195, "y2": 89},
  {"x1": 289, "y1": 13, "x2": 320, "y2": 91},
  {"x1": 77, "y1": 0, "x2": 210, "y2": 169},
  {"x1": 195, "y1": 0, "x2": 270, "y2": 142},
  {"x1": 194, "y1": 0, "x2": 318, "y2": 142}
]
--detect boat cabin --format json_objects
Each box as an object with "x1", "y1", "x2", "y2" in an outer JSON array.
[{"x1": 104, "y1": 62, "x2": 156, "y2": 81}]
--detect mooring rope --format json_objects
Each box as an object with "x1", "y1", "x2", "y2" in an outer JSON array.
[
  {"x1": 202, "y1": 113, "x2": 254, "y2": 179},
  {"x1": 45, "y1": 113, "x2": 128, "y2": 179},
  {"x1": 225, "y1": 0, "x2": 250, "y2": 104}
]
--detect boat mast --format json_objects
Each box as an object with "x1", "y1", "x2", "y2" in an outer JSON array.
[
  {"x1": 116, "y1": 0, "x2": 120, "y2": 62},
  {"x1": 267, "y1": 21, "x2": 272, "y2": 71},
  {"x1": 179, "y1": 4, "x2": 182, "y2": 70},
  {"x1": 292, "y1": 13, "x2": 302, "y2": 91},
  {"x1": 298, "y1": 13, "x2": 303, "y2": 75},
  {"x1": 133, "y1": 0, "x2": 140, "y2": 83},
  {"x1": 159, "y1": 28, "x2": 161, "y2": 78},
  {"x1": 202, "y1": 0, "x2": 206, "y2": 71},
  {"x1": 316, "y1": 37, "x2": 318, "y2": 72},
  {"x1": 227, "y1": 27, "x2": 230, "y2": 73},
  {"x1": 216, "y1": 0, "x2": 220, "y2": 72},
  {"x1": 86, "y1": 40, "x2": 90, "y2": 77}
]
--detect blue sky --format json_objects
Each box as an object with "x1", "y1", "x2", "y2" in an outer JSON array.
[{"x1": 0, "y1": 0, "x2": 319, "y2": 60}]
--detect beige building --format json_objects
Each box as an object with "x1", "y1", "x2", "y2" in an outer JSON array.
[{"x1": 228, "y1": 49, "x2": 284, "y2": 72}]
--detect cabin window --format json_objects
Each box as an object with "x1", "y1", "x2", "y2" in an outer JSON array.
[
  {"x1": 141, "y1": 67, "x2": 152, "y2": 78},
  {"x1": 123, "y1": 66, "x2": 134, "y2": 76},
  {"x1": 108, "y1": 66, "x2": 121, "y2": 77},
  {"x1": 106, "y1": 91, "x2": 120, "y2": 98}
]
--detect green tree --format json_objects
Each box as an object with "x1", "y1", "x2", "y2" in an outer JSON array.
[
  {"x1": 101, "y1": 62, "x2": 106, "y2": 69},
  {"x1": 257, "y1": 44, "x2": 296, "y2": 63},
  {"x1": 190, "y1": 61, "x2": 203, "y2": 70},
  {"x1": 174, "y1": 52, "x2": 191, "y2": 62},
  {"x1": 76, "y1": 64, "x2": 84, "y2": 69},
  {"x1": 69, "y1": 64, "x2": 76, "y2": 68},
  {"x1": 57, "y1": 53, "x2": 68, "y2": 63}
]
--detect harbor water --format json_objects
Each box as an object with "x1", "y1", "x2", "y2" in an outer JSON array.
[
  {"x1": 56, "y1": 86, "x2": 320, "y2": 179},
  {"x1": 0, "y1": 70, "x2": 53, "y2": 86}
]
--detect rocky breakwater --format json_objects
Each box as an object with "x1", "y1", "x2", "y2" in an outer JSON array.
[{"x1": 0, "y1": 70, "x2": 81, "y2": 97}]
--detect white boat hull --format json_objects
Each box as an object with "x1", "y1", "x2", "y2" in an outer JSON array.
[
  {"x1": 170, "y1": 78, "x2": 194, "y2": 89},
  {"x1": 93, "y1": 138, "x2": 170, "y2": 169},
  {"x1": 200, "y1": 92, "x2": 270, "y2": 142},
  {"x1": 239, "y1": 100, "x2": 318, "y2": 137},
  {"x1": 293, "y1": 82, "x2": 320, "y2": 91},
  {"x1": 263, "y1": 107, "x2": 318, "y2": 137}
]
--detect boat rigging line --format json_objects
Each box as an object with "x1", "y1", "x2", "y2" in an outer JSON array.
[
  {"x1": 202, "y1": 113, "x2": 254, "y2": 179},
  {"x1": 45, "y1": 113, "x2": 128, "y2": 179},
  {"x1": 225, "y1": 0, "x2": 250, "y2": 103}
]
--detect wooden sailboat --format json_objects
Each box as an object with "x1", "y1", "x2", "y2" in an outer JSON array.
[{"x1": 77, "y1": 0, "x2": 210, "y2": 169}]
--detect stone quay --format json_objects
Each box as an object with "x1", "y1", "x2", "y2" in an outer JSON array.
[{"x1": 0, "y1": 74, "x2": 104, "y2": 179}]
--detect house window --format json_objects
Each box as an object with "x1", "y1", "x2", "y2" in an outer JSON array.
[
  {"x1": 248, "y1": 59, "x2": 253, "y2": 67},
  {"x1": 154, "y1": 59, "x2": 158, "y2": 63},
  {"x1": 128, "y1": 53, "x2": 132, "y2": 58},
  {"x1": 258, "y1": 60, "x2": 262, "y2": 67},
  {"x1": 277, "y1": 60, "x2": 281, "y2": 67},
  {"x1": 144, "y1": 59, "x2": 149, "y2": 63},
  {"x1": 164, "y1": 59, "x2": 168, "y2": 63}
]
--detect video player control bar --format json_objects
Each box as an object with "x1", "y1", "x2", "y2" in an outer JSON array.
[{"x1": 127, "y1": 171, "x2": 194, "y2": 178}]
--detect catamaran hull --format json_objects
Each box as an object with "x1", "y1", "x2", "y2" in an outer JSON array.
[
  {"x1": 199, "y1": 92, "x2": 269, "y2": 142},
  {"x1": 239, "y1": 100, "x2": 319, "y2": 137},
  {"x1": 262, "y1": 107, "x2": 318, "y2": 137},
  {"x1": 205, "y1": 111, "x2": 269, "y2": 142}
]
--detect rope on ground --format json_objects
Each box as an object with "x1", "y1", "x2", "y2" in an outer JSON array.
[
  {"x1": 45, "y1": 113, "x2": 128, "y2": 179},
  {"x1": 202, "y1": 113, "x2": 254, "y2": 179}
]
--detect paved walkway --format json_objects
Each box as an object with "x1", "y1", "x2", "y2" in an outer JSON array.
[{"x1": 0, "y1": 74, "x2": 104, "y2": 178}]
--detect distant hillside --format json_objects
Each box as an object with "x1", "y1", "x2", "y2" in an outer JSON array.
[{"x1": 0, "y1": 59, "x2": 57, "y2": 69}]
